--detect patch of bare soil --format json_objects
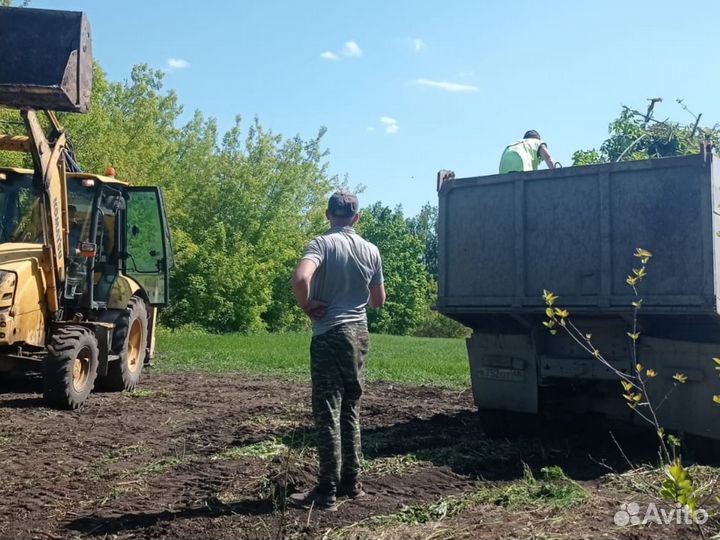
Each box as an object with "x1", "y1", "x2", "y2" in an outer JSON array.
[{"x1": 0, "y1": 372, "x2": 716, "y2": 539}]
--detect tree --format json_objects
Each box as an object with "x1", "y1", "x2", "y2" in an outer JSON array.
[
  {"x1": 573, "y1": 99, "x2": 720, "y2": 165},
  {"x1": 407, "y1": 203, "x2": 438, "y2": 279},
  {"x1": 358, "y1": 203, "x2": 430, "y2": 335}
]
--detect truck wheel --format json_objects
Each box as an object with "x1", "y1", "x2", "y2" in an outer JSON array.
[
  {"x1": 43, "y1": 326, "x2": 99, "y2": 410},
  {"x1": 97, "y1": 297, "x2": 148, "y2": 391}
]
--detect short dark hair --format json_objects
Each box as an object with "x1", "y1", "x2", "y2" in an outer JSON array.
[
  {"x1": 524, "y1": 130, "x2": 541, "y2": 140},
  {"x1": 328, "y1": 191, "x2": 359, "y2": 218}
]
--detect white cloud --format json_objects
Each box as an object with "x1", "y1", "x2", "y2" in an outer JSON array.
[
  {"x1": 166, "y1": 58, "x2": 190, "y2": 70},
  {"x1": 380, "y1": 116, "x2": 399, "y2": 135},
  {"x1": 320, "y1": 51, "x2": 339, "y2": 61},
  {"x1": 341, "y1": 41, "x2": 363, "y2": 57},
  {"x1": 414, "y1": 78, "x2": 478, "y2": 92},
  {"x1": 413, "y1": 38, "x2": 424, "y2": 52}
]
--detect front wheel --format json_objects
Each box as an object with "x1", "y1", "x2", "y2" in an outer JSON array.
[
  {"x1": 97, "y1": 297, "x2": 148, "y2": 391},
  {"x1": 43, "y1": 326, "x2": 99, "y2": 409}
]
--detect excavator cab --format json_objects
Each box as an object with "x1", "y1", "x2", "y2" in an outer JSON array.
[
  {"x1": 0, "y1": 6, "x2": 174, "y2": 409},
  {"x1": 61, "y1": 177, "x2": 173, "y2": 309}
]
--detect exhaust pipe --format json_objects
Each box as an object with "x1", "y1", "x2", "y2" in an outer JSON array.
[{"x1": 0, "y1": 6, "x2": 92, "y2": 113}]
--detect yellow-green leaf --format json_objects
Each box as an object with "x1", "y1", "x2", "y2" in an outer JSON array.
[
  {"x1": 585, "y1": 333, "x2": 592, "y2": 340},
  {"x1": 542, "y1": 290, "x2": 558, "y2": 306},
  {"x1": 554, "y1": 308, "x2": 569, "y2": 318},
  {"x1": 634, "y1": 248, "x2": 653, "y2": 263},
  {"x1": 646, "y1": 369, "x2": 657, "y2": 378},
  {"x1": 621, "y1": 380, "x2": 634, "y2": 392},
  {"x1": 627, "y1": 332, "x2": 640, "y2": 341},
  {"x1": 545, "y1": 307, "x2": 555, "y2": 318},
  {"x1": 631, "y1": 300, "x2": 643, "y2": 309},
  {"x1": 673, "y1": 373, "x2": 688, "y2": 384},
  {"x1": 542, "y1": 320, "x2": 555, "y2": 328},
  {"x1": 713, "y1": 395, "x2": 720, "y2": 404},
  {"x1": 626, "y1": 276, "x2": 638, "y2": 286},
  {"x1": 636, "y1": 363, "x2": 644, "y2": 373}
]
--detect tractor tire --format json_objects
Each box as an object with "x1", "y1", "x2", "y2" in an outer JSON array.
[
  {"x1": 43, "y1": 326, "x2": 99, "y2": 410},
  {"x1": 97, "y1": 297, "x2": 148, "y2": 392}
]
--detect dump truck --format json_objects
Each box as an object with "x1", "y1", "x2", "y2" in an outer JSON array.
[
  {"x1": 0, "y1": 6, "x2": 174, "y2": 408},
  {"x1": 436, "y1": 152, "x2": 720, "y2": 441}
]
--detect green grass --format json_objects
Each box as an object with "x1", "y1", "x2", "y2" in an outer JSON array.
[
  {"x1": 154, "y1": 330, "x2": 470, "y2": 388},
  {"x1": 211, "y1": 438, "x2": 289, "y2": 461},
  {"x1": 484, "y1": 464, "x2": 588, "y2": 509}
]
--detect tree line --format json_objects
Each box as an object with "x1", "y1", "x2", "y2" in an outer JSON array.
[
  {"x1": 0, "y1": 63, "x2": 465, "y2": 336},
  {"x1": 0, "y1": 62, "x2": 715, "y2": 337}
]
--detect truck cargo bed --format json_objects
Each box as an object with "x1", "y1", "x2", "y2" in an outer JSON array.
[{"x1": 438, "y1": 154, "x2": 720, "y2": 319}]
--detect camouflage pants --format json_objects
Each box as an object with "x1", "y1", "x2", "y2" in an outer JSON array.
[{"x1": 310, "y1": 322, "x2": 369, "y2": 495}]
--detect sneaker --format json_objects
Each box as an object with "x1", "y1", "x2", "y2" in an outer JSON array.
[
  {"x1": 287, "y1": 488, "x2": 337, "y2": 512},
  {"x1": 336, "y1": 483, "x2": 366, "y2": 499}
]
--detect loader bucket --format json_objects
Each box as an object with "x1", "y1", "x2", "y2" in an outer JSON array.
[{"x1": 0, "y1": 6, "x2": 92, "y2": 113}]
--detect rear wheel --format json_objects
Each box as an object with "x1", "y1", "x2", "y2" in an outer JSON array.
[
  {"x1": 43, "y1": 326, "x2": 99, "y2": 410},
  {"x1": 97, "y1": 297, "x2": 148, "y2": 391}
]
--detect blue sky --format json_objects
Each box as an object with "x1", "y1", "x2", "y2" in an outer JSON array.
[{"x1": 30, "y1": 0, "x2": 720, "y2": 216}]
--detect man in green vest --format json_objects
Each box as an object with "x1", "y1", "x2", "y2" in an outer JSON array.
[{"x1": 499, "y1": 130, "x2": 556, "y2": 173}]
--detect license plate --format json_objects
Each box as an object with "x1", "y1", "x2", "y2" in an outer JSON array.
[{"x1": 476, "y1": 366, "x2": 524, "y2": 382}]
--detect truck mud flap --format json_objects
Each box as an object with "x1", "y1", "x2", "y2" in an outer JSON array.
[{"x1": 467, "y1": 332, "x2": 538, "y2": 414}]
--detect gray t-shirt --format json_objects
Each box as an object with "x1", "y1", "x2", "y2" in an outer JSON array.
[{"x1": 302, "y1": 226, "x2": 384, "y2": 336}]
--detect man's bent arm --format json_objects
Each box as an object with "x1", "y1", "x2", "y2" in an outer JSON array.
[
  {"x1": 539, "y1": 144, "x2": 556, "y2": 169},
  {"x1": 292, "y1": 259, "x2": 318, "y2": 312},
  {"x1": 369, "y1": 283, "x2": 386, "y2": 308}
]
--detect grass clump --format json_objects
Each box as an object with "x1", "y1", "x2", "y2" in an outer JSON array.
[
  {"x1": 125, "y1": 389, "x2": 168, "y2": 399},
  {"x1": 362, "y1": 454, "x2": 426, "y2": 476},
  {"x1": 392, "y1": 496, "x2": 474, "y2": 525},
  {"x1": 484, "y1": 464, "x2": 588, "y2": 509},
  {"x1": 125, "y1": 456, "x2": 184, "y2": 478},
  {"x1": 212, "y1": 438, "x2": 288, "y2": 461}
]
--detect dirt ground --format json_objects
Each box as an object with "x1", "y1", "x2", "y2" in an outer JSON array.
[{"x1": 0, "y1": 371, "x2": 717, "y2": 540}]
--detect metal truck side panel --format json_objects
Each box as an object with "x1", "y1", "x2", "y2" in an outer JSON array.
[{"x1": 438, "y1": 154, "x2": 718, "y2": 316}]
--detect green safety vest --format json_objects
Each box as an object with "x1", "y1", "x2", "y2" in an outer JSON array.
[{"x1": 499, "y1": 138, "x2": 545, "y2": 173}]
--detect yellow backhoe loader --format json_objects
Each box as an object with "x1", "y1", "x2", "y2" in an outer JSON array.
[{"x1": 0, "y1": 6, "x2": 174, "y2": 408}]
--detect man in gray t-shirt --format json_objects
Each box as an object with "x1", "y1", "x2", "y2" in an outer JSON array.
[{"x1": 289, "y1": 191, "x2": 385, "y2": 511}]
